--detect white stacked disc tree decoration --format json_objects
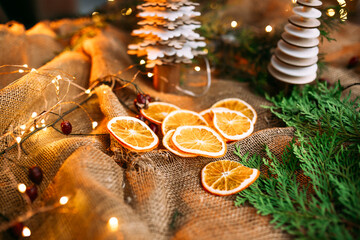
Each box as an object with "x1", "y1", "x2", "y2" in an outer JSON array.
[
  {"x1": 268, "y1": 0, "x2": 322, "y2": 84},
  {"x1": 128, "y1": 0, "x2": 206, "y2": 69}
]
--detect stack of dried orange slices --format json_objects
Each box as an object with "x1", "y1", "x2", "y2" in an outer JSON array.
[{"x1": 107, "y1": 98, "x2": 259, "y2": 195}]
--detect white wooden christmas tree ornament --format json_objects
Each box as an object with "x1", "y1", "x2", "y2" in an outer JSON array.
[
  {"x1": 268, "y1": 0, "x2": 322, "y2": 84},
  {"x1": 128, "y1": 0, "x2": 206, "y2": 69}
]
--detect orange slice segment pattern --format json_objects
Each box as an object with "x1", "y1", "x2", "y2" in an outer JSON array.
[
  {"x1": 211, "y1": 98, "x2": 257, "y2": 124},
  {"x1": 201, "y1": 160, "x2": 259, "y2": 196},
  {"x1": 140, "y1": 102, "x2": 180, "y2": 124},
  {"x1": 163, "y1": 130, "x2": 198, "y2": 158},
  {"x1": 107, "y1": 116, "x2": 159, "y2": 152},
  {"x1": 162, "y1": 110, "x2": 208, "y2": 135},
  {"x1": 212, "y1": 109, "x2": 254, "y2": 141},
  {"x1": 172, "y1": 126, "x2": 226, "y2": 158}
]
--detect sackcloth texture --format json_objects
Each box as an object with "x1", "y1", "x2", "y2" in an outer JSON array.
[{"x1": 0, "y1": 17, "x2": 359, "y2": 240}]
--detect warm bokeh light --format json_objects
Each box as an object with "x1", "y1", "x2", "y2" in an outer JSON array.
[
  {"x1": 194, "y1": 66, "x2": 201, "y2": 72},
  {"x1": 265, "y1": 25, "x2": 273, "y2": 32},
  {"x1": 108, "y1": 217, "x2": 119, "y2": 231},
  {"x1": 59, "y1": 196, "x2": 69, "y2": 205},
  {"x1": 327, "y1": 8, "x2": 336, "y2": 17},
  {"x1": 16, "y1": 137, "x2": 21, "y2": 143},
  {"x1": 85, "y1": 89, "x2": 91, "y2": 94},
  {"x1": 140, "y1": 59, "x2": 146, "y2": 65},
  {"x1": 147, "y1": 72, "x2": 154, "y2": 77},
  {"x1": 22, "y1": 226, "x2": 31, "y2": 237},
  {"x1": 92, "y1": 121, "x2": 98, "y2": 129},
  {"x1": 18, "y1": 183, "x2": 26, "y2": 193},
  {"x1": 231, "y1": 21, "x2": 238, "y2": 28}
]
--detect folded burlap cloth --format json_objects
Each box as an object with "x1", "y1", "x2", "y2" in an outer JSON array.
[{"x1": 0, "y1": 20, "x2": 358, "y2": 240}]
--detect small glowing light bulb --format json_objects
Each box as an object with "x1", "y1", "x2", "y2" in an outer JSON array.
[
  {"x1": 20, "y1": 125, "x2": 26, "y2": 130},
  {"x1": 292, "y1": 0, "x2": 297, "y2": 3},
  {"x1": 327, "y1": 8, "x2": 336, "y2": 17},
  {"x1": 85, "y1": 89, "x2": 91, "y2": 94},
  {"x1": 59, "y1": 196, "x2": 69, "y2": 205},
  {"x1": 21, "y1": 131, "x2": 25, "y2": 135},
  {"x1": 30, "y1": 126, "x2": 35, "y2": 132},
  {"x1": 108, "y1": 217, "x2": 119, "y2": 231},
  {"x1": 31, "y1": 112, "x2": 37, "y2": 118},
  {"x1": 140, "y1": 59, "x2": 146, "y2": 65},
  {"x1": 18, "y1": 183, "x2": 26, "y2": 193},
  {"x1": 108, "y1": 0, "x2": 114, "y2": 2},
  {"x1": 92, "y1": 12, "x2": 99, "y2": 16},
  {"x1": 147, "y1": 72, "x2": 154, "y2": 78},
  {"x1": 231, "y1": 21, "x2": 238, "y2": 28},
  {"x1": 23, "y1": 64, "x2": 28, "y2": 68},
  {"x1": 194, "y1": 66, "x2": 201, "y2": 72},
  {"x1": 19, "y1": 69, "x2": 24, "y2": 73},
  {"x1": 31, "y1": 68, "x2": 37, "y2": 72},
  {"x1": 92, "y1": 121, "x2": 98, "y2": 129},
  {"x1": 40, "y1": 119, "x2": 45, "y2": 124},
  {"x1": 125, "y1": 8, "x2": 133, "y2": 15},
  {"x1": 16, "y1": 137, "x2": 21, "y2": 143},
  {"x1": 22, "y1": 226, "x2": 31, "y2": 237},
  {"x1": 265, "y1": 25, "x2": 273, "y2": 33},
  {"x1": 43, "y1": 127, "x2": 47, "y2": 131},
  {"x1": 56, "y1": 75, "x2": 62, "y2": 80}
]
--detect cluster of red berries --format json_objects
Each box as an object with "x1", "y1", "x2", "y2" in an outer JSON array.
[
  {"x1": 134, "y1": 93, "x2": 159, "y2": 135},
  {"x1": 9, "y1": 166, "x2": 43, "y2": 237}
]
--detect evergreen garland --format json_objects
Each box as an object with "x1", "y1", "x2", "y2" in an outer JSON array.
[{"x1": 234, "y1": 81, "x2": 360, "y2": 239}]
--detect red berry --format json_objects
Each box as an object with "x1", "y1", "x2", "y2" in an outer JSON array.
[
  {"x1": 347, "y1": 56, "x2": 359, "y2": 68},
  {"x1": 136, "y1": 114, "x2": 147, "y2": 122},
  {"x1": 29, "y1": 166, "x2": 43, "y2": 185},
  {"x1": 25, "y1": 185, "x2": 38, "y2": 202},
  {"x1": 9, "y1": 222, "x2": 24, "y2": 237},
  {"x1": 137, "y1": 93, "x2": 147, "y2": 105},
  {"x1": 149, "y1": 123, "x2": 159, "y2": 135},
  {"x1": 60, "y1": 120, "x2": 72, "y2": 135},
  {"x1": 144, "y1": 93, "x2": 153, "y2": 102}
]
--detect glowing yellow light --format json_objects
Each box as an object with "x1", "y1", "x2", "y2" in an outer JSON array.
[
  {"x1": 85, "y1": 89, "x2": 91, "y2": 94},
  {"x1": 108, "y1": 0, "x2": 114, "y2": 1},
  {"x1": 59, "y1": 196, "x2": 69, "y2": 205},
  {"x1": 140, "y1": 59, "x2": 146, "y2": 65},
  {"x1": 51, "y1": 79, "x2": 56, "y2": 84},
  {"x1": 31, "y1": 68, "x2": 37, "y2": 72},
  {"x1": 20, "y1": 125, "x2": 26, "y2": 130},
  {"x1": 40, "y1": 119, "x2": 45, "y2": 124},
  {"x1": 126, "y1": 8, "x2": 132, "y2": 15},
  {"x1": 31, "y1": 112, "x2": 37, "y2": 118},
  {"x1": 292, "y1": 0, "x2": 297, "y2": 3},
  {"x1": 22, "y1": 226, "x2": 31, "y2": 237},
  {"x1": 147, "y1": 72, "x2": 154, "y2": 77},
  {"x1": 108, "y1": 217, "x2": 119, "y2": 231},
  {"x1": 43, "y1": 127, "x2": 47, "y2": 131},
  {"x1": 30, "y1": 126, "x2": 35, "y2": 132},
  {"x1": 56, "y1": 75, "x2": 62, "y2": 80},
  {"x1": 194, "y1": 66, "x2": 201, "y2": 72},
  {"x1": 203, "y1": 49, "x2": 209, "y2": 54},
  {"x1": 18, "y1": 183, "x2": 26, "y2": 193},
  {"x1": 92, "y1": 121, "x2": 98, "y2": 129},
  {"x1": 19, "y1": 69, "x2": 24, "y2": 73},
  {"x1": 340, "y1": 8, "x2": 347, "y2": 21},
  {"x1": 23, "y1": 64, "x2": 28, "y2": 68},
  {"x1": 337, "y1": 0, "x2": 346, "y2": 7},
  {"x1": 327, "y1": 8, "x2": 336, "y2": 17},
  {"x1": 21, "y1": 131, "x2": 25, "y2": 135},
  {"x1": 16, "y1": 137, "x2": 21, "y2": 143},
  {"x1": 92, "y1": 12, "x2": 99, "y2": 16},
  {"x1": 265, "y1": 25, "x2": 273, "y2": 32},
  {"x1": 231, "y1": 21, "x2": 238, "y2": 28}
]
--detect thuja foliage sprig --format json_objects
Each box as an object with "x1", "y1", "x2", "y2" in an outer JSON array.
[
  {"x1": 265, "y1": 81, "x2": 360, "y2": 143},
  {"x1": 234, "y1": 132, "x2": 360, "y2": 239},
  {"x1": 234, "y1": 81, "x2": 360, "y2": 239}
]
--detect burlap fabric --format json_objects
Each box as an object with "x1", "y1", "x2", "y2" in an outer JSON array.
[{"x1": 0, "y1": 19, "x2": 358, "y2": 240}]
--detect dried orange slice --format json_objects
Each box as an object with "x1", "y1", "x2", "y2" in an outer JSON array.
[
  {"x1": 212, "y1": 109, "x2": 254, "y2": 141},
  {"x1": 161, "y1": 110, "x2": 208, "y2": 135},
  {"x1": 172, "y1": 126, "x2": 226, "y2": 158},
  {"x1": 199, "y1": 107, "x2": 228, "y2": 129},
  {"x1": 107, "y1": 116, "x2": 159, "y2": 152},
  {"x1": 211, "y1": 98, "x2": 257, "y2": 124},
  {"x1": 163, "y1": 129, "x2": 198, "y2": 158},
  {"x1": 140, "y1": 102, "x2": 180, "y2": 124},
  {"x1": 201, "y1": 160, "x2": 259, "y2": 196}
]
